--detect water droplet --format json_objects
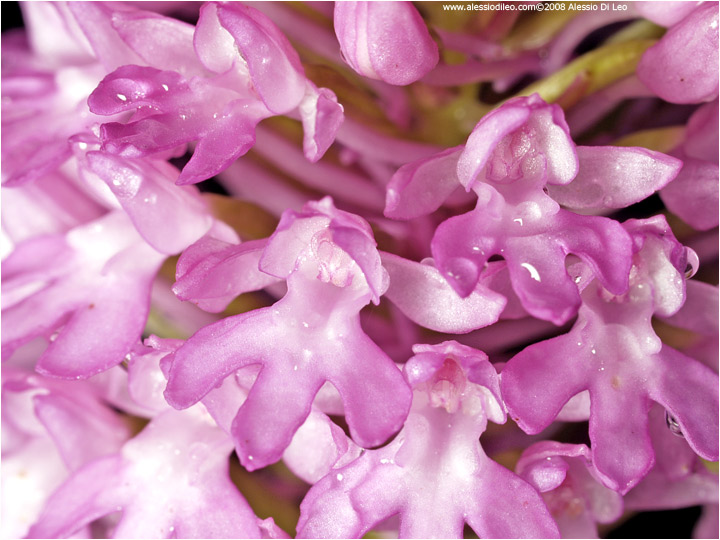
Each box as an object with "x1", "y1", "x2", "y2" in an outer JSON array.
[
  {"x1": 247, "y1": 455, "x2": 254, "y2": 461},
  {"x1": 513, "y1": 217, "x2": 524, "y2": 226},
  {"x1": 520, "y1": 262, "x2": 541, "y2": 282},
  {"x1": 162, "y1": 84, "x2": 169, "y2": 91},
  {"x1": 444, "y1": 257, "x2": 480, "y2": 296},
  {"x1": 591, "y1": 348, "x2": 596, "y2": 355},
  {"x1": 77, "y1": 141, "x2": 88, "y2": 150},
  {"x1": 336, "y1": 473, "x2": 344, "y2": 481},
  {"x1": 684, "y1": 247, "x2": 699, "y2": 278},
  {"x1": 665, "y1": 411, "x2": 684, "y2": 438},
  {"x1": 116, "y1": 93, "x2": 127, "y2": 101},
  {"x1": 574, "y1": 275, "x2": 582, "y2": 284}
]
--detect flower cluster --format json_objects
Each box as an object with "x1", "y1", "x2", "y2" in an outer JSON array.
[{"x1": 2, "y1": 2, "x2": 718, "y2": 539}]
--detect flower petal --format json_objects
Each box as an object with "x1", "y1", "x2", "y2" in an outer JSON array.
[
  {"x1": 648, "y1": 346, "x2": 719, "y2": 462},
  {"x1": 216, "y1": 2, "x2": 306, "y2": 114},
  {"x1": 468, "y1": 459, "x2": 559, "y2": 538},
  {"x1": 660, "y1": 157, "x2": 719, "y2": 231},
  {"x1": 502, "y1": 332, "x2": 593, "y2": 434},
  {"x1": 333, "y1": 2, "x2": 439, "y2": 85},
  {"x1": 385, "y1": 146, "x2": 464, "y2": 220},
  {"x1": 637, "y1": 3, "x2": 719, "y2": 103},
  {"x1": 548, "y1": 146, "x2": 681, "y2": 210},
  {"x1": 299, "y1": 84, "x2": 344, "y2": 163},
  {"x1": 381, "y1": 253, "x2": 506, "y2": 333}
]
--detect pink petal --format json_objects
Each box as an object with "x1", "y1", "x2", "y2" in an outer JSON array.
[
  {"x1": 232, "y1": 364, "x2": 324, "y2": 470},
  {"x1": 283, "y1": 409, "x2": 361, "y2": 484},
  {"x1": 193, "y1": 2, "x2": 239, "y2": 74},
  {"x1": 458, "y1": 94, "x2": 577, "y2": 190},
  {"x1": 216, "y1": 2, "x2": 306, "y2": 114},
  {"x1": 111, "y1": 10, "x2": 206, "y2": 78},
  {"x1": 457, "y1": 102, "x2": 530, "y2": 190},
  {"x1": 384, "y1": 146, "x2": 464, "y2": 220},
  {"x1": 502, "y1": 333, "x2": 593, "y2": 434},
  {"x1": 659, "y1": 280, "x2": 718, "y2": 336},
  {"x1": 553, "y1": 211, "x2": 632, "y2": 296},
  {"x1": 634, "y1": 1, "x2": 702, "y2": 27},
  {"x1": 164, "y1": 310, "x2": 273, "y2": 409},
  {"x1": 684, "y1": 100, "x2": 719, "y2": 162},
  {"x1": 548, "y1": 146, "x2": 682, "y2": 210},
  {"x1": 381, "y1": 252, "x2": 505, "y2": 333},
  {"x1": 85, "y1": 152, "x2": 213, "y2": 254},
  {"x1": 331, "y1": 225, "x2": 389, "y2": 304},
  {"x1": 173, "y1": 236, "x2": 279, "y2": 313},
  {"x1": 648, "y1": 346, "x2": 719, "y2": 462},
  {"x1": 20, "y1": 2, "x2": 94, "y2": 64},
  {"x1": 588, "y1": 381, "x2": 654, "y2": 494},
  {"x1": 637, "y1": 3, "x2": 719, "y2": 103},
  {"x1": 468, "y1": 459, "x2": 559, "y2": 538},
  {"x1": 36, "y1": 243, "x2": 162, "y2": 378},
  {"x1": 660, "y1": 157, "x2": 719, "y2": 231},
  {"x1": 176, "y1": 99, "x2": 269, "y2": 185},
  {"x1": 33, "y1": 392, "x2": 129, "y2": 470},
  {"x1": 325, "y1": 334, "x2": 411, "y2": 449},
  {"x1": 299, "y1": 84, "x2": 344, "y2": 163},
  {"x1": 333, "y1": 2, "x2": 439, "y2": 86},
  {"x1": 27, "y1": 456, "x2": 128, "y2": 538},
  {"x1": 505, "y1": 235, "x2": 583, "y2": 325},
  {"x1": 66, "y1": 2, "x2": 143, "y2": 70}
]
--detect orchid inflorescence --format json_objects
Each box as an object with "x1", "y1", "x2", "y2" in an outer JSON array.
[{"x1": 1, "y1": 2, "x2": 718, "y2": 539}]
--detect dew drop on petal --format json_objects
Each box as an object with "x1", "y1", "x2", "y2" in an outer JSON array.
[
  {"x1": 684, "y1": 247, "x2": 699, "y2": 278},
  {"x1": 520, "y1": 262, "x2": 541, "y2": 282}
]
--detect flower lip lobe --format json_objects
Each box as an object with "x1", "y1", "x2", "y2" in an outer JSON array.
[{"x1": 164, "y1": 198, "x2": 411, "y2": 470}]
